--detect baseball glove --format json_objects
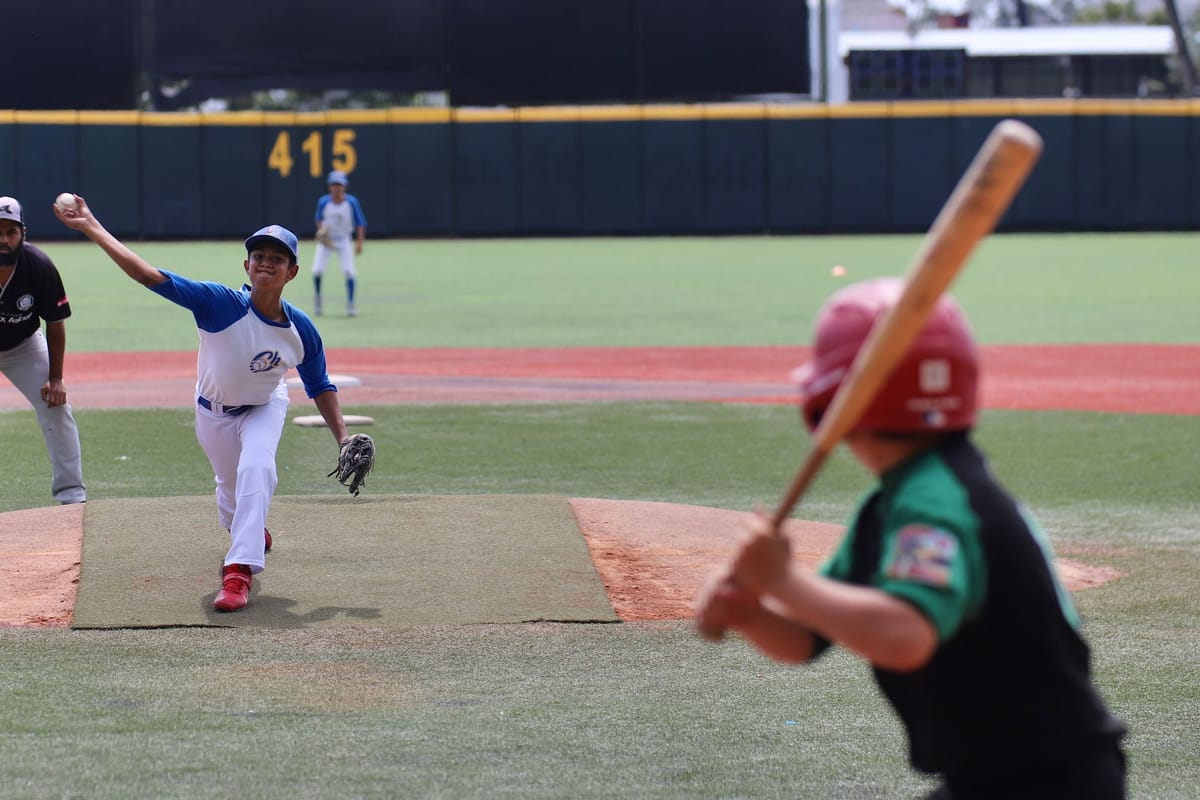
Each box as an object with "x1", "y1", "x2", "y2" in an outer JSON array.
[
  {"x1": 316, "y1": 223, "x2": 333, "y2": 248},
  {"x1": 329, "y1": 433, "x2": 375, "y2": 496}
]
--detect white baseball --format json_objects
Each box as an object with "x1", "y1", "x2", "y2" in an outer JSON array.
[{"x1": 55, "y1": 193, "x2": 78, "y2": 212}]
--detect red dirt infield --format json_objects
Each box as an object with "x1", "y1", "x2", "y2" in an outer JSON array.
[
  {"x1": 2, "y1": 344, "x2": 1196, "y2": 413},
  {"x1": 1, "y1": 344, "x2": 1189, "y2": 627}
]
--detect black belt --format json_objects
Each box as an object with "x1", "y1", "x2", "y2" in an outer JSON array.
[{"x1": 197, "y1": 396, "x2": 256, "y2": 416}]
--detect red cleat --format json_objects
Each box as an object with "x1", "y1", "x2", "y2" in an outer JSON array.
[{"x1": 214, "y1": 564, "x2": 252, "y2": 612}]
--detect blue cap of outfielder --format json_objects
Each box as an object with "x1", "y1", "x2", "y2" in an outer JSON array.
[
  {"x1": 244, "y1": 225, "x2": 298, "y2": 261},
  {"x1": 327, "y1": 170, "x2": 348, "y2": 186}
]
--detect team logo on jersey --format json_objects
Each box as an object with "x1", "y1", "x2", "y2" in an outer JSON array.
[
  {"x1": 250, "y1": 350, "x2": 282, "y2": 373},
  {"x1": 16, "y1": 294, "x2": 34, "y2": 311},
  {"x1": 885, "y1": 525, "x2": 958, "y2": 587}
]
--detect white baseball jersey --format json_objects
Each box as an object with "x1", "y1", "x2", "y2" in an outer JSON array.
[
  {"x1": 314, "y1": 194, "x2": 367, "y2": 242},
  {"x1": 151, "y1": 271, "x2": 336, "y2": 405}
]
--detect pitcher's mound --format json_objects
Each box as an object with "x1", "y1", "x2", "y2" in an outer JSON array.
[
  {"x1": 570, "y1": 498, "x2": 1125, "y2": 620},
  {"x1": 1, "y1": 498, "x2": 1122, "y2": 627}
]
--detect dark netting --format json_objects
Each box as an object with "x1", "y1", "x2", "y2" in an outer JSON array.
[
  {"x1": 446, "y1": 1, "x2": 641, "y2": 106},
  {"x1": 6, "y1": 0, "x2": 809, "y2": 110},
  {"x1": 637, "y1": 0, "x2": 811, "y2": 101},
  {"x1": 148, "y1": 0, "x2": 445, "y2": 108},
  {"x1": 448, "y1": 0, "x2": 810, "y2": 105},
  {"x1": 8, "y1": 2, "x2": 139, "y2": 109}
]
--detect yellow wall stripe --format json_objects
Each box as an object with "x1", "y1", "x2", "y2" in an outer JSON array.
[
  {"x1": 76, "y1": 111, "x2": 141, "y2": 125},
  {"x1": 6, "y1": 101, "x2": 1200, "y2": 128},
  {"x1": 517, "y1": 106, "x2": 581, "y2": 122},
  {"x1": 198, "y1": 111, "x2": 265, "y2": 126},
  {"x1": 140, "y1": 112, "x2": 202, "y2": 127},
  {"x1": 574, "y1": 105, "x2": 642, "y2": 121},
  {"x1": 13, "y1": 110, "x2": 78, "y2": 124},
  {"x1": 766, "y1": 105, "x2": 828, "y2": 119},
  {"x1": 826, "y1": 102, "x2": 893, "y2": 119},
  {"x1": 454, "y1": 108, "x2": 517, "y2": 122},
  {"x1": 261, "y1": 111, "x2": 298, "y2": 126},
  {"x1": 641, "y1": 104, "x2": 706, "y2": 121},
  {"x1": 323, "y1": 109, "x2": 390, "y2": 124},
  {"x1": 703, "y1": 103, "x2": 768, "y2": 119},
  {"x1": 388, "y1": 107, "x2": 453, "y2": 123}
]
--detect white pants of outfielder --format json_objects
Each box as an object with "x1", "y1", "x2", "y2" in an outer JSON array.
[
  {"x1": 312, "y1": 238, "x2": 356, "y2": 278},
  {"x1": 194, "y1": 383, "x2": 289, "y2": 574},
  {"x1": 0, "y1": 330, "x2": 86, "y2": 503}
]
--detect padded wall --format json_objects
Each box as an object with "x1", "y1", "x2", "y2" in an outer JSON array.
[{"x1": 7, "y1": 102, "x2": 1200, "y2": 239}]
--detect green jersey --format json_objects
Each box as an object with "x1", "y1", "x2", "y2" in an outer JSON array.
[{"x1": 819, "y1": 432, "x2": 1125, "y2": 784}]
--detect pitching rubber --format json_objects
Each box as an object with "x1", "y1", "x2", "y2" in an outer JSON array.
[
  {"x1": 293, "y1": 414, "x2": 375, "y2": 428},
  {"x1": 286, "y1": 374, "x2": 362, "y2": 389}
]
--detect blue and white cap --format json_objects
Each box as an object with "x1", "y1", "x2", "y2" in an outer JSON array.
[
  {"x1": 244, "y1": 225, "x2": 298, "y2": 261},
  {"x1": 0, "y1": 196, "x2": 24, "y2": 226},
  {"x1": 327, "y1": 170, "x2": 348, "y2": 186}
]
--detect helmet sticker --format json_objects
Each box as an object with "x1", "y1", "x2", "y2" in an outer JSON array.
[{"x1": 919, "y1": 358, "x2": 951, "y2": 393}]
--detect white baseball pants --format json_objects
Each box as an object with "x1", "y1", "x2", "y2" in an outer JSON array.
[
  {"x1": 194, "y1": 383, "x2": 289, "y2": 574},
  {"x1": 312, "y1": 238, "x2": 356, "y2": 278},
  {"x1": 0, "y1": 330, "x2": 86, "y2": 504}
]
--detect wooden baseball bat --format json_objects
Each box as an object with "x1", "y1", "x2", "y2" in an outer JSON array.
[{"x1": 770, "y1": 118, "x2": 1043, "y2": 529}]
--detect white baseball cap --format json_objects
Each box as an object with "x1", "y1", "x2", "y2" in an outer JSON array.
[
  {"x1": 0, "y1": 196, "x2": 23, "y2": 226},
  {"x1": 327, "y1": 170, "x2": 348, "y2": 186}
]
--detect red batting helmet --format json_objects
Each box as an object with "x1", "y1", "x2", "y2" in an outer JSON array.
[{"x1": 792, "y1": 277, "x2": 979, "y2": 433}]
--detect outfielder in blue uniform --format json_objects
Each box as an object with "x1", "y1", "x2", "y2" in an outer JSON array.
[
  {"x1": 312, "y1": 169, "x2": 367, "y2": 317},
  {"x1": 56, "y1": 196, "x2": 354, "y2": 613},
  {"x1": 0, "y1": 196, "x2": 86, "y2": 505},
  {"x1": 696, "y1": 278, "x2": 1127, "y2": 799}
]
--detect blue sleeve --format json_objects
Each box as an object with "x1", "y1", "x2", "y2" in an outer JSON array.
[
  {"x1": 349, "y1": 196, "x2": 367, "y2": 227},
  {"x1": 314, "y1": 195, "x2": 329, "y2": 224},
  {"x1": 149, "y1": 271, "x2": 248, "y2": 333},
  {"x1": 288, "y1": 304, "x2": 337, "y2": 399}
]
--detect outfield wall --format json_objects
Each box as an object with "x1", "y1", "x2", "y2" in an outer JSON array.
[{"x1": 3, "y1": 99, "x2": 1199, "y2": 239}]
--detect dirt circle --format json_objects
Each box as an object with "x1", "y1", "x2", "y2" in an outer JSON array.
[
  {"x1": 0, "y1": 504, "x2": 84, "y2": 627},
  {"x1": 0, "y1": 496, "x2": 1120, "y2": 628},
  {"x1": 1, "y1": 344, "x2": 1156, "y2": 628}
]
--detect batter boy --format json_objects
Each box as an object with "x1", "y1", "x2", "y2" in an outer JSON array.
[{"x1": 695, "y1": 278, "x2": 1127, "y2": 799}]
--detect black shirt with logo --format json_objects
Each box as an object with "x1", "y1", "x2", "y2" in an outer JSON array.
[
  {"x1": 819, "y1": 433, "x2": 1125, "y2": 784},
  {"x1": 0, "y1": 243, "x2": 72, "y2": 351}
]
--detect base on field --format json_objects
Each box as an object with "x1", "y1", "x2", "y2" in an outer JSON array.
[
  {"x1": 293, "y1": 414, "x2": 374, "y2": 428},
  {"x1": 286, "y1": 374, "x2": 362, "y2": 389}
]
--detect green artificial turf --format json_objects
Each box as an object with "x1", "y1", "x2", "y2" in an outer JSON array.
[
  {"x1": 2, "y1": 230, "x2": 1198, "y2": 797},
  {"x1": 38, "y1": 232, "x2": 1200, "y2": 352},
  {"x1": 0, "y1": 624, "x2": 936, "y2": 800},
  {"x1": 1, "y1": 404, "x2": 1197, "y2": 797},
  {"x1": 72, "y1": 494, "x2": 616, "y2": 629},
  {"x1": 4, "y1": 403, "x2": 1196, "y2": 522}
]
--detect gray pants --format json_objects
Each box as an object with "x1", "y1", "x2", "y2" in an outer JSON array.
[{"x1": 0, "y1": 330, "x2": 86, "y2": 504}]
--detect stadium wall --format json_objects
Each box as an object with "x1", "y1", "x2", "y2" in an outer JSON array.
[{"x1": 3, "y1": 100, "x2": 1199, "y2": 239}]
